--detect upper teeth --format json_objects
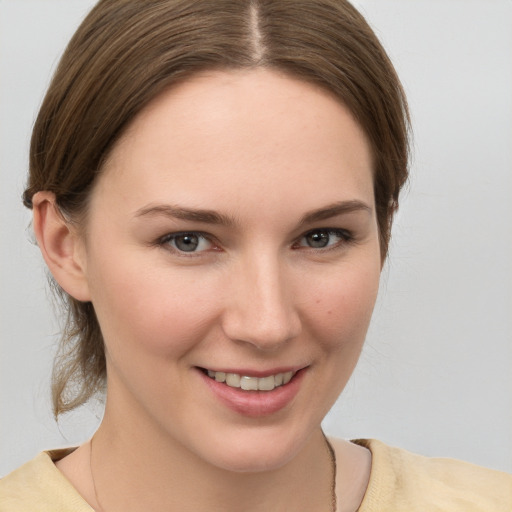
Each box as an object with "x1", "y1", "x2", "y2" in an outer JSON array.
[{"x1": 207, "y1": 370, "x2": 295, "y2": 391}]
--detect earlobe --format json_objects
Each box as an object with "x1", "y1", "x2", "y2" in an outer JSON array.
[{"x1": 32, "y1": 191, "x2": 91, "y2": 302}]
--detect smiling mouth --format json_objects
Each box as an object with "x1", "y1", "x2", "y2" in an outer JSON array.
[{"x1": 201, "y1": 369, "x2": 296, "y2": 391}]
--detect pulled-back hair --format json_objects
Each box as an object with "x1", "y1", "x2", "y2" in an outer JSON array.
[{"x1": 23, "y1": 0, "x2": 410, "y2": 417}]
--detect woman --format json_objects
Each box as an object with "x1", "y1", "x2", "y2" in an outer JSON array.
[{"x1": 1, "y1": 0, "x2": 511, "y2": 510}]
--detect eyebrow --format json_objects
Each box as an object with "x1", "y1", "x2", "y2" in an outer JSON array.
[
  {"x1": 134, "y1": 204, "x2": 237, "y2": 227},
  {"x1": 299, "y1": 200, "x2": 372, "y2": 225},
  {"x1": 134, "y1": 200, "x2": 372, "y2": 227}
]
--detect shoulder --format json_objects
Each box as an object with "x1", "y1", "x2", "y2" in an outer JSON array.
[
  {"x1": 0, "y1": 450, "x2": 92, "y2": 512},
  {"x1": 352, "y1": 439, "x2": 512, "y2": 512}
]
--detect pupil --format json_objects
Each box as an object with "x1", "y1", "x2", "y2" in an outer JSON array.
[
  {"x1": 307, "y1": 231, "x2": 329, "y2": 248},
  {"x1": 175, "y1": 234, "x2": 199, "y2": 252}
]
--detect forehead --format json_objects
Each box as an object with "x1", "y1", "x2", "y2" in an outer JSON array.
[{"x1": 95, "y1": 68, "x2": 374, "y2": 218}]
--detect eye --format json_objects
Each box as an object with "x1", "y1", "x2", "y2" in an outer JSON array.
[
  {"x1": 160, "y1": 232, "x2": 213, "y2": 253},
  {"x1": 296, "y1": 229, "x2": 352, "y2": 249}
]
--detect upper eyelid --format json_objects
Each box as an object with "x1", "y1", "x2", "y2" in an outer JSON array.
[
  {"x1": 299, "y1": 227, "x2": 352, "y2": 238},
  {"x1": 159, "y1": 230, "x2": 213, "y2": 242}
]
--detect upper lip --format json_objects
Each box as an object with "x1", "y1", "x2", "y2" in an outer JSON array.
[{"x1": 197, "y1": 365, "x2": 307, "y2": 378}]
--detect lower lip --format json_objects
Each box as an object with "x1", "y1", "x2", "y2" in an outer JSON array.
[{"x1": 198, "y1": 369, "x2": 306, "y2": 417}]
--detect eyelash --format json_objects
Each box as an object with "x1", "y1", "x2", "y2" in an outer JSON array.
[
  {"x1": 157, "y1": 232, "x2": 218, "y2": 255},
  {"x1": 293, "y1": 228, "x2": 354, "y2": 251},
  {"x1": 156, "y1": 228, "x2": 354, "y2": 256}
]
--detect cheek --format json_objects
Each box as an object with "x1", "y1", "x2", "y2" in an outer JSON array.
[
  {"x1": 304, "y1": 260, "x2": 380, "y2": 348},
  {"x1": 87, "y1": 254, "x2": 221, "y2": 362},
  {"x1": 292, "y1": 259, "x2": 380, "y2": 419}
]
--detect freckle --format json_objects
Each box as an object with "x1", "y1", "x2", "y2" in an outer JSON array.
[
  {"x1": 327, "y1": 310, "x2": 332, "y2": 315},
  {"x1": 316, "y1": 299, "x2": 321, "y2": 304}
]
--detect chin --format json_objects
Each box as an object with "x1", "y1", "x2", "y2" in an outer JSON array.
[
  {"x1": 192, "y1": 424, "x2": 312, "y2": 474},
  {"x1": 209, "y1": 447, "x2": 296, "y2": 474}
]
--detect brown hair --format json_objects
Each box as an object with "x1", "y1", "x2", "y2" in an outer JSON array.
[{"x1": 23, "y1": 0, "x2": 410, "y2": 417}]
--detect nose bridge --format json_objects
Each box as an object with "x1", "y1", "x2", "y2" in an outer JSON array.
[{"x1": 222, "y1": 249, "x2": 301, "y2": 349}]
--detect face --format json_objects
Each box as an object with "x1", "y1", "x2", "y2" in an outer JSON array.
[{"x1": 77, "y1": 69, "x2": 381, "y2": 472}]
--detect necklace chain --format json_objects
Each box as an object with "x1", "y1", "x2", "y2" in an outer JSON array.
[
  {"x1": 90, "y1": 432, "x2": 337, "y2": 512},
  {"x1": 89, "y1": 436, "x2": 106, "y2": 512},
  {"x1": 324, "y1": 433, "x2": 338, "y2": 512}
]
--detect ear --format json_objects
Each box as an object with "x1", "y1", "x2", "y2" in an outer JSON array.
[{"x1": 32, "y1": 191, "x2": 91, "y2": 302}]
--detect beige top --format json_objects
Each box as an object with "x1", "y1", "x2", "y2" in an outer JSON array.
[{"x1": 1, "y1": 439, "x2": 511, "y2": 511}]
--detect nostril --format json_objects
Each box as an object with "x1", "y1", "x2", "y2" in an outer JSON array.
[{"x1": 221, "y1": 276, "x2": 301, "y2": 348}]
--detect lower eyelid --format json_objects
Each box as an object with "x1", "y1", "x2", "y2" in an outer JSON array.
[{"x1": 328, "y1": 229, "x2": 351, "y2": 238}]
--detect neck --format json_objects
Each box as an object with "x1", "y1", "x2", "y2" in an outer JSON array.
[{"x1": 91, "y1": 407, "x2": 334, "y2": 512}]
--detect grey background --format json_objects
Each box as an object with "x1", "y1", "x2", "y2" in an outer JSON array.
[{"x1": 1, "y1": 0, "x2": 511, "y2": 475}]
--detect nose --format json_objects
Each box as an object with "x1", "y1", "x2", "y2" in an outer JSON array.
[{"x1": 221, "y1": 253, "x2": 302, "y2": 351}]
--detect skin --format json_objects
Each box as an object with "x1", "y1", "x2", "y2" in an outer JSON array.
[{"x1": 33, "y1": 69, "x2": 380, "y2": 511}]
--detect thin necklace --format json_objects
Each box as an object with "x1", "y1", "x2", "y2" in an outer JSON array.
[
  {"x1": 323, "y1": 432, "x2": 338, "y2": 512},
  {"x1": 89, "y1": 437, "x2": 106, "y2": 512},
  {"x1": 89, "y1": 433, "x2": 338, "y2": 512}
]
